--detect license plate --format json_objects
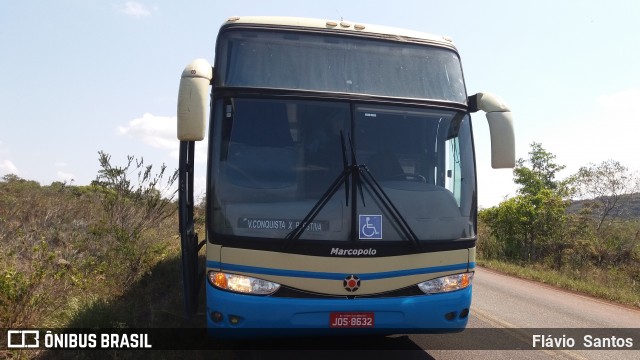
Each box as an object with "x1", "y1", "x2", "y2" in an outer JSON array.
[{"x1": 329, "y1": 312, "x2": 375, "y2": 328}]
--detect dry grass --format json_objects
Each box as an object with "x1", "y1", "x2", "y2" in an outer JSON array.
[{"x1": 0, "y1": 165, "x2": 181, "y2": 330}]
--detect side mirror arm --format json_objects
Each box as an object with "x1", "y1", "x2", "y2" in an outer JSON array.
[{"x1": 468, "y1": 93, "x2": 516, "y2": 169}]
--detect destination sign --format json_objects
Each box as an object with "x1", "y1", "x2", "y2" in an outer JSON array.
[{"x1": 237, "y1": 218, "x2": 329, "y2": 232}]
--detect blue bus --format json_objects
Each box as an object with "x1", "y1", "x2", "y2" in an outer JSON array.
[{"x1": 177, "y1": 16, "x2": 515, "y2": 336}]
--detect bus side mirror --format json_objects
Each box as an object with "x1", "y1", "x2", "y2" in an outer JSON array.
[
  {"x1": 177, "y1": 59, "x2": 213, "y2": 141},
  {"x1": 468, "y1": 92, "x2": 515, "y2": 169}
]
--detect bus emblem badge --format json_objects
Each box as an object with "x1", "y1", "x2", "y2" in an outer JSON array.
[{"x1": 343, "y1": 275, "x2": 361, "y2": 292}]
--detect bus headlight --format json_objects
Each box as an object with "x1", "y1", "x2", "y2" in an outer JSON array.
[
  {"x1": 417, "y1": 272, "x2": 474, "y2": 294},
  {"x1": 208, "y1": 271, "x2": 281, "y2": 295}
]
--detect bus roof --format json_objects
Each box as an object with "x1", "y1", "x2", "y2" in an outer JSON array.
[{"x1": 222, "y1": 16, "x2": 457, "y2": 50}]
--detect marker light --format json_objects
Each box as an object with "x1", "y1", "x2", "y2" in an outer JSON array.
[
  {"x1": 208, "y1": 271, "x2": 280, "y2": 295},
  {"x1": 417, "y1": 272, "x2": 474, "y2": 294}
]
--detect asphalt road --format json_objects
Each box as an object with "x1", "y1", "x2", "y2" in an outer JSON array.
[{"x1": 233, "y1": 267, "x2": 640, "y2": 360}]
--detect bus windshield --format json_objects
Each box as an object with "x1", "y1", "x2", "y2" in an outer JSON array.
[
  {"x1": 216, "y1": 29, "x2": 466, "y2": 103},
  {"x1": 210, "y1": 98, "x2": 476, "y2": 243}
]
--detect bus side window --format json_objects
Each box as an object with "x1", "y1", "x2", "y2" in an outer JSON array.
[{"x1": 445, "y1": 137, "x2": 461, "y2": 206}]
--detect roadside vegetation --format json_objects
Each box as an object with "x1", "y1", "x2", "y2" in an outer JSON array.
[
  {"x1": 0, "y1": 152, "x2": 206, "y2": 359},
  {"x1": 478, "y1": 143, "x2": 640, "y2": 307}
]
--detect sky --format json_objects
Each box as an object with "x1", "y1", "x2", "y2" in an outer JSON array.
[{"x1": 1, "y1": 0, "x2": 639, "y2": 207}]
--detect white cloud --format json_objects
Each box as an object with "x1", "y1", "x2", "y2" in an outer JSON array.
[
  {"x1": 0, "y1": 141, "x2": 19, "y2": 177},
  {"x1": 119, "y1": 113, "x2": 177, "y2": 150},
  {"x1": 119, "y1": 2, "x2": 152, "y2": 18},
  {"x1": 118, "y1": 113, "x2": 208, "y2": 163},
  {"x1": 56, "y1": 170, "x2": 75, "y2": 182},
  {"x1": 0, "y1": 159, "x2": 19, "y2": 176},
  {"x1": 53, "y1": 161, "x2": 74, "y2": 183}
]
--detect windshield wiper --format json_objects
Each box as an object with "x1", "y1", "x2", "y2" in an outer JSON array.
[
  {"x1": 358, "y1": 164, "x2": 421, "y2": 251},
  {"x1": 284, "y1": 133, "x2": 422, "y2": 252},
  {"x1": 345, "y1": 134, "x2": 420, "y2": 251},
  {"x1": 283, "y1": 132, "x2": 355, "y2": 248}
]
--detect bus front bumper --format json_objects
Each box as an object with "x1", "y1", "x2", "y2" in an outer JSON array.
[{"x1": 205, "y1": 283, "x2": 472, "y2": 337}]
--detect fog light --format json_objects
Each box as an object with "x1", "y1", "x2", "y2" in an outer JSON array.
[
  {"x1": 210, "y1": 311, "x2": 223, "y2": 323},
  {"x1": 228, "y1": 315, "x2": 242, "y2": 325},
  {"x1": 459, "y1": 308, "x2": 469, "y2": 318},
  {"x1": 445, "y1": 311, "x2": 457, "y2": 321}
]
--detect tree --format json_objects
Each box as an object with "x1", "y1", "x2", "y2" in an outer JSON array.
[
  {"x1": 91, "y1": 151, "x2": 178, "y2": 286},
  {"x1": 571, "y1": 160, "x2": 640, "y2": 231},
  {"x1": 480, "y1": 143, "x2": 569, "y2": 263},
  {"x1": 513, "y1": 142, "x2": 570, "y2": 197}
]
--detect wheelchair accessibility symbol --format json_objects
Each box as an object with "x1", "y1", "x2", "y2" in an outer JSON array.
[{"x1": 359, "y1": 215, "x2": 382, "y2": 239}]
